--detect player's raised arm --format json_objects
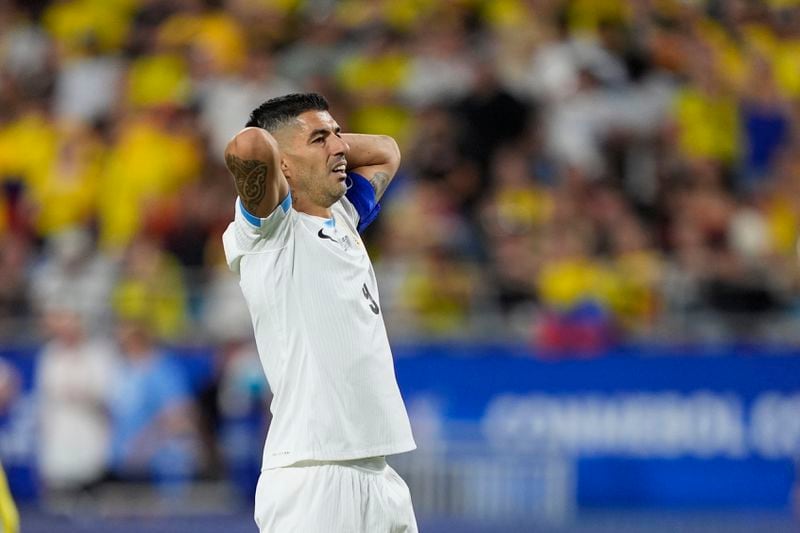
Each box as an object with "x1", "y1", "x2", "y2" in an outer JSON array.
[
  {"x1": 224, "y1": 127, "x2": 289, "y2": 218},
  {"x1": 342, "y1": 134, "x2": 401, "y2": 202}
]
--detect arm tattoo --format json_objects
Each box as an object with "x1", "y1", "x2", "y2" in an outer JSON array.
[
  {"x1": 225, "y1": 154, "x2": 268, "y2": 213},
  {"x1": 369, "y1": 171, "x2": 392, "y2": 200}
]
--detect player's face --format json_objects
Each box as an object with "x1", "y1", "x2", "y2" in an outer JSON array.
[{"x1": 280, "y1": 110, "x2": 350, "y2": 208}]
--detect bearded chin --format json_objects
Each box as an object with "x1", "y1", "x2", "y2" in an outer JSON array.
[
  {"x1": 319, "y1": 183, "x2": 346, "y2": 207},
  {"x1": 331, "y1": 182, "x2": 347, "y2": 202}
]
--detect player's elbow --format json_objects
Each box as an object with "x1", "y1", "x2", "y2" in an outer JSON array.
[
  {"x1": 379, "y1": 135, "x2": 401, "y2": 173},
  {"x1": 225, "y1": 127, "x2": 279, "y2": 165}
]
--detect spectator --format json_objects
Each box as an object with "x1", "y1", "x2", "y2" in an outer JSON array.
[
  {"x1": 30, "y1": 227, "x2": 116, "y2": 336},
  {"x1": 52, "y1": 39, "x2": 124, "y2": 123},
  {"x1": 276, "y1": 16, "x2": 351, "y2": 87},
  {"x1": 400, "y1": 16, "x2": 474, "y2": 108},
  {"x1": 36, "y1": 306, "x2": 117, "y2": 496},
  {"x1": 96, "y1": 109, "x2": 202, "y2": 251},
  {"x1": 29, "y1": 122, "x2": 105, "y2": 238},
  {"x1": 336, "y1": 26, "x2": 414, "y2": 146},
  {"x1": 454, "y1": 60, "x2": 531, "y2": 176},
  {"x1": 738, "y1": 52, "x2": 791, "y2": 190},
  {"x1": 195, "y1": 49, "x2": 300, "y2": 161},
  {"x1": 112, "y1": 233, "x2": 188, "y2": 341},
  {"x1": 107, "y1": 317, "x2": 200, "y2": 491}
]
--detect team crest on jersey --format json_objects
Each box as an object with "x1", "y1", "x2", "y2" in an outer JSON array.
[{"x1": 340, "y1": 235, "x2": 354, "y2": 251}]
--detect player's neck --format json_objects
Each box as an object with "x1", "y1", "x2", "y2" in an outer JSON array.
[{"x1": 292, "y1": 195, "x2": 332, "y2": 219}]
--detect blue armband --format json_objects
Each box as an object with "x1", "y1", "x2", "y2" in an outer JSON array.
[{"x1": 345, "y1": 172, "x2": 381, "y2": 233}]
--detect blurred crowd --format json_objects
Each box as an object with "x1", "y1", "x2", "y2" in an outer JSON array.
[
  {"x1": 1, "y1": 0, "x2": 800, "y2": 502},
  {"x1": 2, "y1": 0, "x2": 800, "y2": 351}
]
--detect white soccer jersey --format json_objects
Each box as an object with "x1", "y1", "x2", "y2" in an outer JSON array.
[{"x1": 222, "y1": 193, "x2": 416, "y2": 469}]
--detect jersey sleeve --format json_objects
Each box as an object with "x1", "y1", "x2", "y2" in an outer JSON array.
[
  {"x1": 343, "y1": 171, "x2": 381, "y2": 233},
  {"x1": 222, "y1": 194, "x2": 293, "y2": 274}
]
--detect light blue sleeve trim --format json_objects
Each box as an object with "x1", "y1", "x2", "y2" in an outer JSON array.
[
  {"x1": 237, "y1": 198, "x2": 262, "y2": 227},
  {"x1": 237, "y1": 194, "x2": 292, "y2": 228}
]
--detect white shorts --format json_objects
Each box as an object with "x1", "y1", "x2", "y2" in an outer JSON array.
[{"x1": 254, "y1": 456, "x2": 418, "y2": 533}]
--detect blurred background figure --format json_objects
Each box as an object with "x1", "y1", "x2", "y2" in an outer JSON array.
[
  {"x1": 106, "y1": 317, "x2": 200, "y2": 495},
  {"x1": 35, "y1": 306, "x2": 116, "y2": 503},
  {"x1": 112, "y1": 234, "x2": 188, "y2": 342},
  {"x1": 30, "y1": 227, "x2": 116, "y2": 336}
]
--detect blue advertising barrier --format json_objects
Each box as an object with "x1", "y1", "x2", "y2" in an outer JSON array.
[
  {"x1": 1, "y1": 342, "x2": 799, "y2": 510},
  {"x1": 392, "y1": 343, "x2": 800, "y2": 510}
]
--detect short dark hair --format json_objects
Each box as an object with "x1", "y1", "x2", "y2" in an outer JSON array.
[{"x1": 245, "y1": 93, "x2": 329, "y2": 132}]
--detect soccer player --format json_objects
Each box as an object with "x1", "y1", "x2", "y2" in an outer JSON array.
[{"x1": 221, "y1": 93, "x2": 417, "y2": 532}]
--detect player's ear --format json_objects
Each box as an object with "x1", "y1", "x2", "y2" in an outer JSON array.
[{"x1": 280, "y1": 157, "x2": 292, "y2": 179}]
